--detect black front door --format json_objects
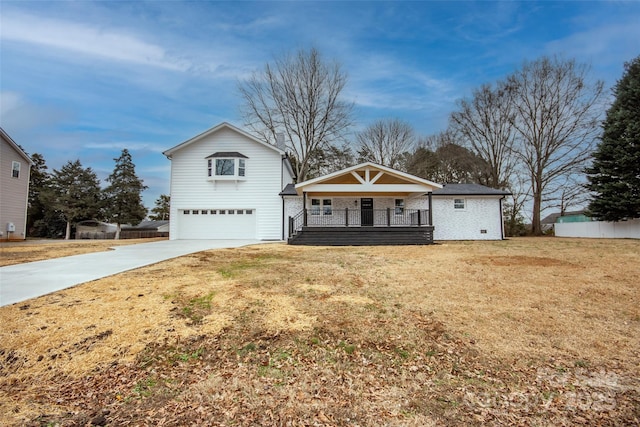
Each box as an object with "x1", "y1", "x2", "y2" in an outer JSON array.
[{"x1": 361, "y1": 198, "x2": 373, "y2": 226}]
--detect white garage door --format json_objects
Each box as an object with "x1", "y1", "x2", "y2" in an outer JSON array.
[{"x1": 177, "y1": 209, "x2": 256, "y2": 239}]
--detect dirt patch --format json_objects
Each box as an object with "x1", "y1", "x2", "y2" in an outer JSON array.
[
  {"x1": 0, "y1": 238, "x2": 639, "y2": 425},
  {"x1": 476, "y1": 255, "x2": 575, "y2": 267}
]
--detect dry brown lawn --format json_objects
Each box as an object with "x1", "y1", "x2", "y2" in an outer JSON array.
[
  {"x1": 0, "y1": 237, "x2": 638, "y2": 426},
  {"x1": 0, "y1": 238, "x2": 167, "y2": 267}
]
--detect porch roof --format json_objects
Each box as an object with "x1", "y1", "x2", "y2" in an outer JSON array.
[{"x1": 294, "y1": 162, "x2": 442, "y2": 196}]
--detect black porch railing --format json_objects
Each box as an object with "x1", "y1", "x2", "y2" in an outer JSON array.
[{"x1": 289, "y1": 208, "x2": 430, "y2": 238}]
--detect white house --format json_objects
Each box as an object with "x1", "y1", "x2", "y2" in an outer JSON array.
[
  {"x1": 163, "y1": 122, "x2": 295, "y2": 240},
  {"x1": 164, "y1": 123, "x2": 510, "y2": 244}
]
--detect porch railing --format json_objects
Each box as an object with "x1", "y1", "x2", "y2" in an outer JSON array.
[{"x1": 289, "y1": 208, "x2": 430, "y2": 238}]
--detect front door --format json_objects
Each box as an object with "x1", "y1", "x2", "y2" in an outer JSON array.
[{"x1": 361, "y1": 198, "x2": 373, "y2": 226}]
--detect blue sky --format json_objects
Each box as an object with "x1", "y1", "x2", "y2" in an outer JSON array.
[{"x1": 1, "y1": 1, "x2": 639, "y2": 209}]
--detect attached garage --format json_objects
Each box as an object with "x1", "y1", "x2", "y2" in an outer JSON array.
[{"x1": 176, "y1": 209, "x2": 257, "y2": 239}]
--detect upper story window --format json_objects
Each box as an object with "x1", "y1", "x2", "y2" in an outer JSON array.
[
  {"x1": 12, "y1": 161, "x2": 20, "y2": 178},
  {"x1": 206, "y1": 152, "x2": 248, "y2": 180},
  {"x1": 395, "y1": 199, "x2": 405, "y2": 215},
  {"x1": 454, "y1": 198, "x2": 466, "y2": 210}
]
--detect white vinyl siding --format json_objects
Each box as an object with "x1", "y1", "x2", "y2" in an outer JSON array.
[{"x1": 168, "y1": 126, "x2": 293, "y2": 240}]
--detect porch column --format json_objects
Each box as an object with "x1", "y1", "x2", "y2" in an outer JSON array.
[
  {"x1": 303, "y1": 192, "x2": 308, "y2": 226},
  {"x1": 428, "y1": 191, "x2": 433, "y2": 226}
]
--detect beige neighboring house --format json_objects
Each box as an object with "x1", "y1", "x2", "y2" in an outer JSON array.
[{"x1": 1, "y1": 128, "x2": 33, "y2": 241}]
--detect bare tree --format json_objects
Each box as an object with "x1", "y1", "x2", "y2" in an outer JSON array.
[
  {"x1": 506, "y1": 56, "x2": 604, "y2": 235},
  {"x1": 356, "y1": 118, "x2": 416, "y2": 169},
  {"x1": 239, "y1": 47, "x2": 353, "y2": 182},
  {"x1": 449, "y1": 83, "x2": 516, "y2": 189},
  {"x1": 405, "y1": 131, "x2": 490, "y2": 184}
]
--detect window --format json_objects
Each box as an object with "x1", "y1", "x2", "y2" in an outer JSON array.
[
  {"x1": 206, "y1": 153, "x2": 248, "y2": 179},
  {"x1": 246, "y1": 210, "x2": 253, "y2": 215},
  {"x1": 454, "y1": 198, "x2": 465, "y2": 209},
  {"x1": 323, "y1": 199, "x2": 332, "y2": 215},
  {"x1": 395, "y1": 199, "x2": 405, "y2": 215},
  {"x1": 183, "y1": 210, "x2": 191, "y2": 215},
  {"x1": 311, "y1": 199, "x2": 332, "y2": 215},
  {"x1": 216, "y1": 158, "x2": 235, "y2": 176},
  {"x1": 12, "y1": 161, "x2": 20, "y2": 178}
]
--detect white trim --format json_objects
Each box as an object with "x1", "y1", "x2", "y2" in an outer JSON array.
[
  {"x1": 295, "y1": 162, "x2": 442, "y2": 190},
  {"x1": 163, "y1": 122, "x2": 286, "y2": 158}
]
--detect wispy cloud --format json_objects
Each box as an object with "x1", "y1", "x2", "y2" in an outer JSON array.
[{"x1": 1, "y1": 11, "x2": 190, "y2": 71}]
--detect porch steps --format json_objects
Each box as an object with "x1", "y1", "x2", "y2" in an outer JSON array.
[{"x1": 288, "y1": 226, "x2": 434, "y2": 246}]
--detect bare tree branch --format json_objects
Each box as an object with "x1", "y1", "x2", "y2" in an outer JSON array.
[
  {"x1": 356, "y1": 118, "x2": 416, "y2": 169},
  {"x1": 238, "y1": 47, "x2": 353, "y2": 182}
]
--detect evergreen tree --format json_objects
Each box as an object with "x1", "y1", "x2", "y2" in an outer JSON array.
[
  {"x1": 50, "y1": 160, "x2": 103, "y2": 239},
  {"x1": 27, "y1": 153, "x2": 51, "y2": 236},
  {"x1": 149, "y1": 194, "x2": 170, "y2": 220},
  {"x1": 586, "y1": 56, "x2": 640, "y2": 221},
  {"x1": 104, "y1": 149, "x2": 148, "y2": 239}
]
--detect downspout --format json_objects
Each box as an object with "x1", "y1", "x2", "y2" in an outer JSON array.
[
  {"x1": 281, "y1": 156, "x2": 285, "y2": 241},
  {"x1": 427, "y1": 191, "x2": 433, "y2": 226},
  {"x1": 499, "y1": 196, "x2": 506, "y2": 240}
]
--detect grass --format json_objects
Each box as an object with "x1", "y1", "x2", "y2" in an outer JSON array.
[{"x1": 0, "y1": 237, "x2": 638, "y2": 425}]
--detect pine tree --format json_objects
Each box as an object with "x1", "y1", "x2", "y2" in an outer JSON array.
[
  {"x1": 104, "y1": 149, "x2": 148, "y2": 239},
  {"x1": 586, "y1": 56, "x2": 640, "y2": 221},
  {"x1": 27, "y1": 153, "x2": 51, "y2": 236},
  {"x1": 149, "y1": 194, "x2": 170, "y2": 220},
  {"x1": 50, "y1": 160, "x2": 103, "y2": 239}
]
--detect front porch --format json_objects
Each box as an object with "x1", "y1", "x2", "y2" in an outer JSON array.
[
  {"x1": 287, "y1": 208, "x2": 435, "y2": 245},
  {"x1": 282, "y1": 162, "x2": 442, "y2": 246}
]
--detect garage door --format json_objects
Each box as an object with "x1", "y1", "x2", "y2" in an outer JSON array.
[{"x1": 177, "y1": 209, "x2": 256, "y2": 239}]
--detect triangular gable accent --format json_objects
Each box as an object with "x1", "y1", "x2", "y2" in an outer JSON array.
[
  {"x1": 0, "y1": 127, "x2": 34, "y2": 165},
  {"x1": 163, "y1": 122, "x2": 285, "y2": 158},
  {"x1": 294, "y1": 162, "x2": 443, "y2": 195}
]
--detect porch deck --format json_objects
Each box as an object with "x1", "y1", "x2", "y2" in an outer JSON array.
[{"x1": 287, "y1": 208, "x2": 435, "y2": 246}]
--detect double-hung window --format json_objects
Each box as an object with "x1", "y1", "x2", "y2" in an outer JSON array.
[
  {"x1": 394, "y1": 199, "x2": 405, "y2": 215},
  {"x1": 454, "y1": 198, "x2": 466, "y2": 210},
  {"x1": 12, "y1": 161, "x2": 20, "y2": 179},
  {"x1": 206, "y1": 152, "x2": 248, "y2": 180}
]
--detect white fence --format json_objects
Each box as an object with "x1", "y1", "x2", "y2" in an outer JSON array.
[{"x1": 554, "y1": 219, "x2": 640, "y2": 239}]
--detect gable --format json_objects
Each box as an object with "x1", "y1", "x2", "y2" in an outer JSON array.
[
  {"x1": 163, "y1": 122, "x2": 285, "y2": 159},
  {"x1": 1, "y1": 128, "x2": 34, "y2": 165},
  {"x1": 295, "y1": 162, "x2": 442, "y2": 196}
]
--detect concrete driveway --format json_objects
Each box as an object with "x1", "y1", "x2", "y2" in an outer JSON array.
[{"x1": 0, "y1": 239, "x2": 262, "y2": 307}]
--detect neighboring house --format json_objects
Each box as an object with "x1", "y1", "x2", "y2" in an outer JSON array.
[
  {"x1": 541, "y1": 210, "x2": 591, "y2": 232},
  {"x1": 165, "y1": 123, "x2": 510, "y2": 244},
  {"x1": 163, "y1": 122, "x2": 295, "y2": 240},
  {"x1": 0, "y1": 128, "x2": 33, "y2": 241}
]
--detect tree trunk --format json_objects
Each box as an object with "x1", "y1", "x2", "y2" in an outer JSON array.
[
  {"x1": 114, "y1": 223, "x2": 121, "y2": 240},
  {"x1": 65, "y1": 221, "x2": 71, "y2": 240},
  {"x1": 531, "y1": 191, "x2": 542, "y2": 236}
]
